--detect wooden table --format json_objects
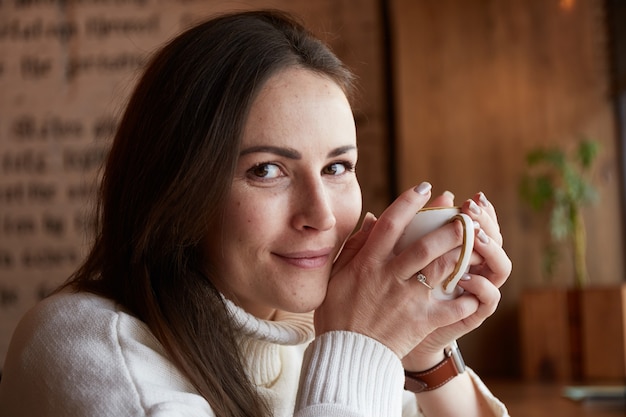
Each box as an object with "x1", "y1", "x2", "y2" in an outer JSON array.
[{"x1": 485, "y1": 380, "x2": 626, "y2": 416}]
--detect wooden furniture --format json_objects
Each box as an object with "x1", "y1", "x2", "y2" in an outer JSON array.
[
  {"x1": 580, "y1": 285, "x2": 626, "y2": 379},
  {"x1": 519, "y1": 284, "x2": 626, "y2": 381},
  {"x1": 487, "y1": 379, "x2": 626, "y2": 416}
]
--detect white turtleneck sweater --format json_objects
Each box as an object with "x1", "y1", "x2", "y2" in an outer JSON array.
[{"x1": 0, "y1": 291, "x2": 508, "y2": 416}]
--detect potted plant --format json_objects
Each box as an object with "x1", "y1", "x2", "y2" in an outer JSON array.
[
  {"x1": 518, "y1": 138, "x2": 626, "y2": 382},
  {"x1": 519, "y1": 138, "x2": 599, "y2": 288}
]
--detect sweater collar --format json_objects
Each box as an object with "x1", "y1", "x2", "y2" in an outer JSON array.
[{"x1": 223, "y1": 297, "x2": 315, "y2": 387}]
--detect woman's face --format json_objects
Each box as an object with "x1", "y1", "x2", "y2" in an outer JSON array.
[{"x1": 205, "y1": 67, "x2": 362, "y2": 319}]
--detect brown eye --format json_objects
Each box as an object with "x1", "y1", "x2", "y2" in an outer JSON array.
[
  {"x1": 249, "y1": 163, "x2": 281, "y2": 179},
  {"x1": 323, "y1": 162, "x2": 352, "y2": 176}
]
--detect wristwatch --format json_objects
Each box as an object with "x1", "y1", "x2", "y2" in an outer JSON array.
[{"x1": 404, "y1": 340, "x2": 466, "y2": 393}]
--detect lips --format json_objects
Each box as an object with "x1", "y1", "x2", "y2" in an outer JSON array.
[{"x1": 273, "y1": 248, "x2": 333, "y2": 269}]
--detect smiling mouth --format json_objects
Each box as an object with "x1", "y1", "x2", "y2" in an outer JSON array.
[{"x1": 274, "y1": 250, "x2": 332, "y2": 269}]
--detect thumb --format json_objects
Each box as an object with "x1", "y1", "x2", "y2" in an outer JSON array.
[{"x1": 332, "y1": 212, "x2": 377, "y2": 273}]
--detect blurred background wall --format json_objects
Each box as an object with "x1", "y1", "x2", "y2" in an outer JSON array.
[
  {"x1": 0, "y1": 0, "x2": 624, "y2": 379},
  {"x1": 389, "y1": 0, "x2": 625, "y2": 378}
]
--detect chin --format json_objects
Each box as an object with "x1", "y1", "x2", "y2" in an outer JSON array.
[
  {"x1": 281, "y1": 292, "x2": 325, "y2": 314},
  {"x1": 290, "y1": 303, "x2": 321, "y2": 314}
]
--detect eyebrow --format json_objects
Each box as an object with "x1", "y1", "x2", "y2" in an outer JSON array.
[{"x1": 239, "y1": 145, "x2": 357, "y2": 159}]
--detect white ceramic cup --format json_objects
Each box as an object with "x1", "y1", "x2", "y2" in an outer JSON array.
[{"x1": 394, "y1": 207, "x2": 475, "y2": 300}]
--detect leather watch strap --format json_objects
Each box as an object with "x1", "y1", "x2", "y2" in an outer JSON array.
[{"x1": 404, "y1": 341, "x2": 466, "y2": 393}]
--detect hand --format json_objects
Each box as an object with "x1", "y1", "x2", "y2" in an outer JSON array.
[
  {"x1": 315, "y1": 183, "x2": 485, "y2": 358},
  {"x1": 402, "y1": 192, "x2": 512, "y2": 371}
]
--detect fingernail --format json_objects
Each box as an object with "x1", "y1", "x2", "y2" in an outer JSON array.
[
  {"x1": 468, "y1": 200, "x2": 481, "y2": 215},
  {"x1": 361, "y1": 212, "x2": 376, "y2": 232},
  {"x1": 478, "y1": 192, "x2": 489, "y2": 207},
  {"x1": 477, "y1": 229, "x2": 490, "y2": 244},
  {"x1": 414, "y1": 182, "x2": 432, "y2": 195},
  {"x1": 443, "y1": 190, "x2": 455, "y2": 201},
  {"x1": 460, "y1": 273, "x2": 472, "y2": 281},
  {"x1": 473, "y1": 221, "x2": 480, "y2": 229}
]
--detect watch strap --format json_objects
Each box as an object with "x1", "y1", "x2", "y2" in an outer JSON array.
[{"x1": 404, "y1": 342, "x2": 465, "y2": 393}]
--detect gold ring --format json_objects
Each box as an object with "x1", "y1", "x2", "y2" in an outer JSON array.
[{"x1": 416, "y1": 272, "x2": 433, "y2": 290}]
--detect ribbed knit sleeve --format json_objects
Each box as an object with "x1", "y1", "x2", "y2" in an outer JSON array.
[{"x1": 294, "y1": 331, "x2": 404, "y2": 417}]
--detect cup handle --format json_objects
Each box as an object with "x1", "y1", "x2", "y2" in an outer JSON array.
[{"x1": 432, "y1": 213, "x2": 475, "y2": 300}]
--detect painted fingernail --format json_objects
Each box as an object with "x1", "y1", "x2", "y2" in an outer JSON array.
[
  {"x1": 468, "y1": 200, "x2": 481, "y2": 215},
  {"x1": 443, "y1": 190, "x2": 455, "y2": 201},
  {"x1": 478, "y1": 192, "x2": 489, "y2": 207},
  {"x1": 415, "y1": 182, "x2": 432, "y2": 195},
  {"x1": 477, "y1": 229, "x2": 490, "y2": 244},
  {"x1": 460, "y1": 273, "x2": 472, "y2": 281},
  {"x1": 361, "y1": 212, "x2": 376, "y2": 232}
]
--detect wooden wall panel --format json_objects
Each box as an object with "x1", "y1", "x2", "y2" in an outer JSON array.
[{"x1": 390, "y1": 0, "x2": 624, "y2": 376}]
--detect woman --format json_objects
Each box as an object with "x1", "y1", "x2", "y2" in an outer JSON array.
[{"x1": 0, "y1": 10, "x2": 511, "y2": 416}]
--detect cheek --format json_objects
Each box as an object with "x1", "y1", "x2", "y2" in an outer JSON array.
[
  {"x1": 225, "y1": 196, "x2": 280, "y2": 241},
  {"x1": 227, "y1": 200, "x2": 260, "y2": 233},
  {"x1": 336, "y1": 184, "x2": 363, "y2": 235}
]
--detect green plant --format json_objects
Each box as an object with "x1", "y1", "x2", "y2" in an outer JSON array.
[{"x1": 519, "y1": 138, "x2": 600, "y2": 288}]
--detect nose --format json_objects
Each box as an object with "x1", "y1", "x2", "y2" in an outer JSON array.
[{"x1": 291, "y1": 177, "x2": 336, "y2": 232}]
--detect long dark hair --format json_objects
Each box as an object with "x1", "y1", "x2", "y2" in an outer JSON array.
[{"x1": 61, "y1": 9, "x2": 355, "y2": 417}]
